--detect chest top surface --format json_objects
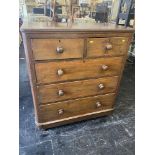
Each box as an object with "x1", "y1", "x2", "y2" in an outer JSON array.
[{"x1": 20, "y1": 20, "x2": 134, "y2": 33}]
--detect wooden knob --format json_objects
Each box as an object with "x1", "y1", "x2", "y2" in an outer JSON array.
[
  {"x1": 98, "y1": 84, "x2": 104, "y2": 89},
  {"x1": 102, "y1": 65, "x2": 108, "y2": 70},
  {"x1": 105, "y1": 44, "x2": 112, "y2": 50},
  {"x1": 96, "y1": 101, "x2": 102, "y2": 108},
  {"x1": 57, "y1": 69, "x2": 64, "y2": 76},
  {"x1": 58, "y1": 90, "x2": 64, "y2": 96},
  {"x1": 58, "y1": 109, "x2": 64, "y2": 115},
  {"x1": 56, "y1": 47, "x2": 64, "y2": 53}
]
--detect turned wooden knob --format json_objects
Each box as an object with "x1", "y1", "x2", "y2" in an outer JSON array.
[
  {"x1": 105, "y1": 44, "x2": 112, "y2": 50},
  {"x1": 57, "y1": 69, "x2": 64, "y2": 76},
  {"x1": 96, "y1": 101, "x2": 102, "y2": 108},
  {"x1": 58, "y1": 109, "x2": 64, "y2": 115},
  {"x1": 56, "y1": 47, "x2": 64, "y2": 53},
  {"x1": 58, "y1": 90, "x2": 64, "y2": 96},
  {"x1": 102, "y1": 65, "x2": 108, "y2": 70},
  {"x1": 98, "y1": 84, "x2": 104, "y2": 89}
]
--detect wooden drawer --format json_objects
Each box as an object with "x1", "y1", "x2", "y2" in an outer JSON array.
[
  {"x1": 39, "y1": 93, "x2": 115, "y2": 123},
  {"x1": 31, "y1": 39, "x2": 84, "y2": 60},
  {"x1": 38, "y1": 76, "x2": 118, "y2": 104},
  {"x1": 87, "y1": 37, "x2": 128, "y2": 57},
  {"x1": 35, "y1": 57, "x2": 123, "y2": 84}
]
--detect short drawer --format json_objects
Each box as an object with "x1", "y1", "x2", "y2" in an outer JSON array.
[
  {"x1": 87, "y1": 37, "x2": 128, "y2": 57},
  {"x1": 39, "y1": 93, "x2": 115, "y2": 123},
  {"x1": 31, "y1": 39, "x2": 84, "y2": 60},
  {"x1": 35, "y1": 57, "x2": 123, "y2": 84},
  {"x1": 37, "y1": 76, "x2": 118, "y2": 104}
]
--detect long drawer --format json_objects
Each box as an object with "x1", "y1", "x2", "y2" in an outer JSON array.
[
  {"x1": 37, "y1": 76, "x2": 118, "y2": 104},
  {"x1": 31, "y1": 39, "x2": 84, "y2": 60},
  {"x1": 39, "y1": 93, "x2": 115, "y2": 123},
  {"x1": 35, "y1": 57, "x2": 123, "y2": 84},
  {"x1": 87, "y1": 37, "x2": 128, "y2": 57}
]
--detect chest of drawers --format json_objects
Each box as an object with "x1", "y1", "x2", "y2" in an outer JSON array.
[{"x1": 21, "y1": 22, "x2": 134, "y2": 129}]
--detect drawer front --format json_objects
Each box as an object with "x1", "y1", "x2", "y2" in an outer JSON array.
[
  {"x1": 39, "y1": 93, "x2": 115, "y2": 122},
  {"x1": 87, "y1": 37, "x2": 128, "y2": 57},
  {"x1": 31, "y1": 39, "x2": 84, "y2": 60},
  {"x1": 38, "y1": 76, "x2": 118, "y2": 104},
  {"x1": 35, "y1": 57, "x2": 123, "y2": 84}
]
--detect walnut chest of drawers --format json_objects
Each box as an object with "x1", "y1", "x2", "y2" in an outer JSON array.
[{"x1": 21, "y1": 22, "x2": 134, "y2": 129}]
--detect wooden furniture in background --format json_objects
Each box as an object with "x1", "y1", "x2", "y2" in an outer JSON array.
[{"x1": 21, "y1": 21, "x2": 134, "y2": 128}]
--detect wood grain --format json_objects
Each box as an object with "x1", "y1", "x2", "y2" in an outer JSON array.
[
  {"x1": 35, "y1": 57, "x2": 123, "y2": 84},
  {"x1": 31, "y1": 39, "x2": 84, "y2": 60},
  {"x1": 20, "y1": 22, "x2": 134, "y2": 33},
  {"x1": 22, "y1": 33, "x2": 40, "y2": 123},
  {"x1": 38, "y1": 76, "x2": 119, "y2": 104},
  {"x1": 87, "y1": 37, "x2": 128, "y2": 57},
  {"x1": 27, "y1": 32, "x2": 132, "y2": 39},
  {"x1": 39, "y1": 93, "x2": 115, "y2": 123},
  {"x1": 37, "y1": 110, "x2": 113, "y2": 129}
]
